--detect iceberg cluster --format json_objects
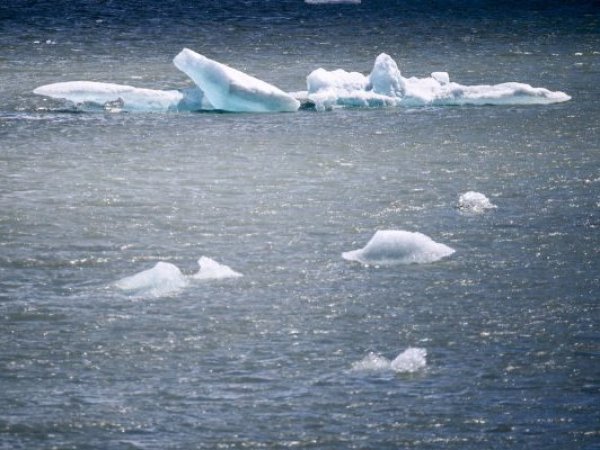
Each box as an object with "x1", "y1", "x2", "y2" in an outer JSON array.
[
  {"x1": 351, "y1": 348, "x2": 427, "y2": 373},
  {"x1": 342, "y1": 230, "x2": 455, "y2": 265},
  {"x1": 305, "y1": 53, "x2": 571, "y2": 110},
  {"x1": 32, "y1": 49, "x2": 570, "y2": 113},
  {"x1": 458, "y1": 191, "x2": 497, "y2": 213},
  {"x1": 115, "y1": 257, "x2": 242, "y2": 298}
]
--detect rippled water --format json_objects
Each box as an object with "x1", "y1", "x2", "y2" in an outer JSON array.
[{"x1": 1, "y1": 1, "x2": 599, "y2": 448}]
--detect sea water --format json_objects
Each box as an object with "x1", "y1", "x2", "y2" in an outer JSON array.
[{"x1": 1, "y1": 1, "x2": 598, "y2": 448}]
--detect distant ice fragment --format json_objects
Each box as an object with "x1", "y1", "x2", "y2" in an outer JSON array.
[
  {"x1": 342, "y1": 230, "x2": 455, "y2": 265},
  {"x1": 305, "y1": 0, "x2": 361, "y2": 3},
  {"x1": 173, "y1": 48, "x2": 300, "y2": 113},
  {"x1": 33, "y1": 81, "x2": 210, "y2": 112},
  {"x1": 307, "y1": 53, "x2": 571, "y2": 110},
  {"x1": 390, "y1": 347, "x2": 427, "y2": 373},
  {"x1": 458, "y1": 191, "x2": 497, "y2": 213},
  {"x1": 115, "y1": 262, "x2": 188, "y2": 297},
  {"x1": 192, "y1": 256, "x2": 243, "y2": 280},
  {"x1": 351, "y1": 348, "x2": 427, "y2": 373}
]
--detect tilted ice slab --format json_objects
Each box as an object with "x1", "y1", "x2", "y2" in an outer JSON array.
[
  {"x1": 342, "y1": 230, "x2": 455, "y2": 265},
  {"x1": 458, "y1": 191, "x2": 497, "y2": 213},
  {"x1": 306, "y1": 53, "x2": 571, "y2": 110},
  {"x1": 173, "y1": 48, "x2": 300, "y2": 113},
  {"x1": 115, "y1": 257, "x2": 242, "y2": 298},
  {"x1": 32, "y1": 81, "x2": 211, "y2": 112},
  {"x1": 351, "y1": 348, "x2": 427, "y2": 373}
]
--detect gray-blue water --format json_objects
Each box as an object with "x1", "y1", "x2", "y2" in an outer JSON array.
[{"x1": 1, "y1": 1, "x2": 599, "y2": 448}]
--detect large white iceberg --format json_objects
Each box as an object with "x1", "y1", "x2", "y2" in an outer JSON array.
[
  {"x1": 32, "y1": 81, "x2": 210, "y2": 112},
  {"x1": 173, "y1": 48, "x2": 300, "y2": 113},
  {"x1": 351, "y1": 348, "x2": 427, "y2": 373},
  {"x1": 306, "y1": 53, "x2": 571, "y2": 110},
  {"x1": 342, "y1": 230, "x2": 455, "y2": 265}
]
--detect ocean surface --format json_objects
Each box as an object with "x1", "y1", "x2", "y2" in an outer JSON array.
[{"x1": 1, "y1": 0, "x2": 599, "y2": 448}]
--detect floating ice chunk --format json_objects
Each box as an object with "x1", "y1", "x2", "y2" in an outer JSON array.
[
  {"x1": 33, "y1": 81, "x2": 211, "y2": 112},
  {"x1": 390, "y1": 347, "x2": 427, "y2": 373},
  {"x1": 306, "y1": 53, "x2": 570, "y2": 110},
  {"x1": 115, "y1": 262, "x2": 188, "y2": 297},
  {"x1": 343, "y1": 230, "x2": 455, "y2": 265},
  {"x1": 458, "y1": 191, "x2": 497, "y2": 213},
  {"x1": 173, "y1": 48, "x2": 300, "y2": 113},
  {"x1": 351, "y1": 348, "x2": 427, "y2": 373},
  {"x1": 192, "y1": 256, "x2": 243, "y2": 280}
]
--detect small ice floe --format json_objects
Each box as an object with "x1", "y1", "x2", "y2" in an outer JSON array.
[
  {"x1": 192, "y1": 256, "x2": 243, "y2": 280},
  {"x1": 342, "y1": 230, "x2": 455, "y2": 265},
  {"x1": 351, "y1": 348, "x2": 427, "y2": 373},
  {"x1": 115, "y1": 261, "x2": 188, "y2": 297},
  {"x1": 115, "y1": 256, "x2": 242, "y2": 298},
  {"x1": 458, "y1": 191, "x2": 497, "y2": 214}
]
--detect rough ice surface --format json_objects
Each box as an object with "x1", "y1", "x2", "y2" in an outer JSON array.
[
  {"x1": 173, "y1": 48, "x2": 300, "y2": 113},
  {"x1": 115, "y1": 262, "x2": 188, "y2": 297},
  {"x1": 458, "y1": 191, "x2": 497, "y2": 213},
  {"x1": 307, "y1": 52, "x2": 571, "y2": 110},
  {"x1": 351, "y1": 348, "x2": 427, "y2": 373},
  {"x1": 192, "y1": 256, "x2": 243, "y2": 280},
  {"x1": 32, "y1": 81, "x2": 210, "y2": 112},
  {"x1": 342, "y1": 230, "x2": 455, "y2": 265}
]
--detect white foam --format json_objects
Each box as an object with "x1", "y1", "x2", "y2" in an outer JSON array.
[
  {"x1": 307, "y1": 52, "x2": 571, "y2": 110},
  {"x1": 351, "y1": 348, "x2": 427, "y2": 373},
  {"x1": 458, "y1": 191, "x2": 497, "y2": 213},
  {"x1": 342, "y1": 230, "x2": 455, "y2": 265},
  {"x1": 32, "y1": 81, "x2": 211, "y2": 112},
  {"x1": 192, "y1": 256, "x2": 243, "y2": 280},
  {"x1": 115, "y1": 261, "x2": 188, "y2": 297},
  {"x1": 173, "y1": 48, "x2": 300, "y2": 113}
]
